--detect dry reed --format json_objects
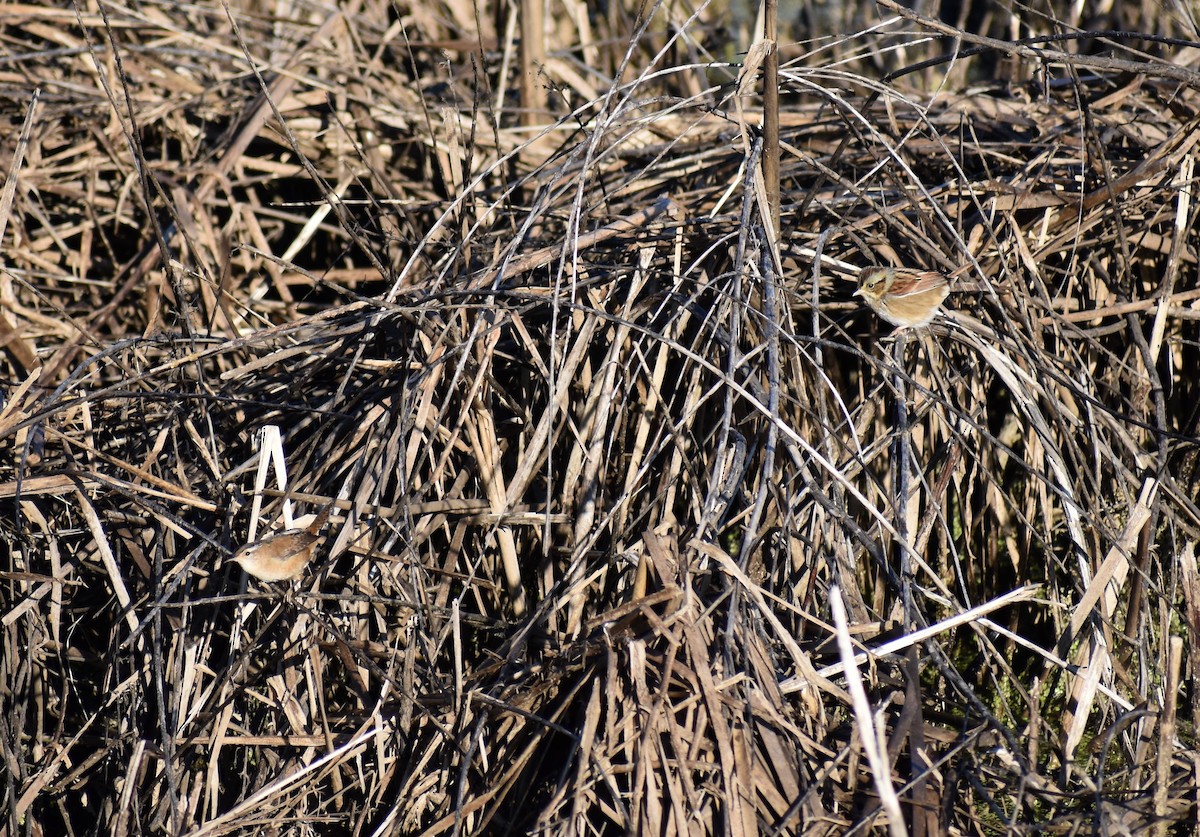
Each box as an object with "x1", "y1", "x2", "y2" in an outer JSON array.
[{"x1": 2, "y1": 1, "x2": 1200, "y2": 834}]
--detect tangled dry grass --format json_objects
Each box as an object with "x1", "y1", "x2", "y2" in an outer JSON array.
[{"x1": 3, "y1": 1, "x2": 1200, "y2": 834}]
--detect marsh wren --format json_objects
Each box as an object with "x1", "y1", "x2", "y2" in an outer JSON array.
[{"x1": 231, "y1": 503, "x2": 333, "y2": 582}]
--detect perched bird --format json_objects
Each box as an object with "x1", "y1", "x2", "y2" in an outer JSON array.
[
  {"x1": 854, "y1": 265, "x2": 951, "y2": 329},
  {"x1": 231, "y1": 503, "x2": 333, "y2": 582}
]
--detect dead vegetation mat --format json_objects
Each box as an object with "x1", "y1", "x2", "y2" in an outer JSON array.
[{"x1": 3, "y1": 1, "x2": 1200, "y2": 834}]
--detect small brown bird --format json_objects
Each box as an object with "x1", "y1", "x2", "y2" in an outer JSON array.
[
  {"x1": 854, "y1": 265, "x2": 951, "y2": 329},
  {"x1": 231, "y1": 504, "x2": 333, "y2": 582}
]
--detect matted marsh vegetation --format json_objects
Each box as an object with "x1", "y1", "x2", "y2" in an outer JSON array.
[{"x1": 3, "y1": 1, "x2": 1200, "y2": 833}]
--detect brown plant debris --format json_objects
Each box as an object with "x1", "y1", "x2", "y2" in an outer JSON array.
[{"x1": 3, "y1": 1, "x2": 1200, "y2": 834}]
